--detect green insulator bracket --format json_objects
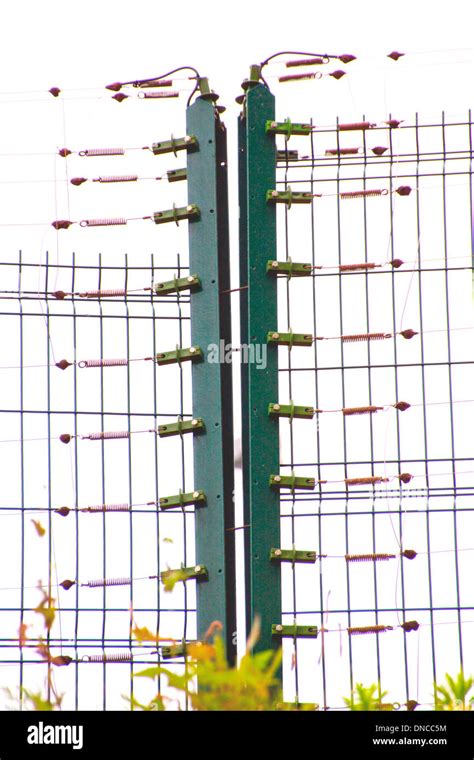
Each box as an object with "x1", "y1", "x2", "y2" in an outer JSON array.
[
  {"x1": 276, "y1": 149, "x2": 299, "y2": 162},
  {"x1": 266, "y1": 187, "x2": 312, "y2": 207},
  {"x1": 151, "y1": 134, "x2": 199, "y2": 156},
  {"x1": 267, "y1": 330, "x2": 313, "y2": 348},
  {"x1": 153, "y1": 274, "x2": 201, "y2": 296},
  {"x1": 269, "y1": 473, "x2": 316, "y2": 491},
  {"x1": 167, "y1": 167, "x2": 187, "y2": 183},
  {"x1": 266, "y1": 259, "x2": 312, "y2": 278},
  {"x1": 159, "y1": 489, "x2": 207, "y2": 511},
  {"x1": 160, "y1": 641, "x2": 195, "y2": 660},
  {"x1": 153, "y1": 203, "x2": 200, "y2": 226},
  {"x1": 155, "y1": 345, "x2": 203, "y2": 366},
  {"x1": 268, "y1": 402, "x2": 314, "y2": 420},
  {"x1": 197, "y1": 77, "x2": 219, "y2": 103},
  {"x1": 157, "y1": 417, "x2": 205, "y2": 438},
  {"x1": 272, "y1": 624, "x2": 319, "y2": 639},
  {"x1": 270, "y1": 548, "x2": 318, "y2": 564},
  {"x1": 160, "y1": 565, "x2": 208, "y2": 584},
  {"x1": 265, "y1": 119, "x2": 312, "y2": 138},
  {"x1": 240, "y1": 64, "x2": 262, "y2": 92}
]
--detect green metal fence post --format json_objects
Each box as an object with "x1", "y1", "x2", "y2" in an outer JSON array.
[
  {"x1": 186, "y1": 97, "x2": 236, "y2": 662},
  {"x1": 238, "y1": 82, "x2": 281, "y2": 653}
]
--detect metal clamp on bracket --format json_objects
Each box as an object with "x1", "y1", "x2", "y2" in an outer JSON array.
[
  {"x1": 269, "y1": 473, "x2": 316, "y2": 491},
  {"x1": 160, "y1": 565, "x2": 208, "y2": 584},
  {"x1": 158, "y1": 417, "x2": 205, "y2": 438},
  {"x1": 268, "y1": 402, "x2": 315, "y2": 420},
  {"x1": 270, "y1": 548, "x2": 317, "y2": 564},
  {"x1": 159, "y1": 490, "x2": 207, "y2": 511},
  {"x1": 265, "y1": 119, "x2": 312, "y2": 138},
  {"x1": 276, "y1": 149, "x2": 299, "y2": 162},
  {"x1": 272, "y1": 624, "x2": 319, "y2": 639},
  {"x1": 266, "y1": 260, "x2": 312, "y2": 277},
  {"x1": 267, "y1": 331, "x2": 313, "y2": 348},
  {"x1": 160, "y1": 641, "x2": 195, "y2": 660},
  {"x1": 166, "y1": 168, "x2": 187, "y2": 183},
  {"x1": 267, "y1": 188, "x2": 312, "y2": 207},
  {"x1": 153, "y1": 275, "x2": 201, "y2": 296},
  {"x1": 155, "y1": 345, "x2": 203, "y2": 366},
  {"x1": 151, "y1": 135, "x2": 199, "y2": 156},
  {"x1": 153, "y1": 204, "x2": 200, "y2": 226}
]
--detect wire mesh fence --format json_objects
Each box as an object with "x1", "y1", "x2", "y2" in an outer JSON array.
[
  {"x1": 0, "y1": 56, "x2": 472, "y2": 714},
  {"x1": 269, "y1": 106, "x2": 474, "y2": 709},
  {"x1": 0, "y1": 249, "x2": 199, "y2": 709},
  {"x1": 0, "y1": 78, "x2": 208, "y2": 710}
]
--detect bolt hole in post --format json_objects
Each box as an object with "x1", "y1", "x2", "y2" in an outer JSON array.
[{"x1": 210, "y1": 209, "x2": 215, "y2": 213}]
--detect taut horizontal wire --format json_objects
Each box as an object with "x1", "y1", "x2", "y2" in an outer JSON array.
[{"x1": 0, "y1": 422, "x2": 194, "y2": 445}]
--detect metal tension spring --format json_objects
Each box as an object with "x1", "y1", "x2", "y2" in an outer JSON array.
[
  {"x1": 59, "y1": 431, "x2": 130, "y2": 443},
  {"x1": 55, "y1": 503, "x2": 130, "y2": 516},
  {"x1": 82, "y1": 653, "x2": 132, "y2": 663},
  {"x1": 345, "y1": 550, "x2": 417, "y2": 562},
  {"x1": 78, "y1": 359, "x2": 128, "y2": 368},
  {"x1": 82, "y1": 577, "x2": 132, "y2": 588},
  {"x1": 78, "y1": 148, "x2": 125, "y2": 157}
]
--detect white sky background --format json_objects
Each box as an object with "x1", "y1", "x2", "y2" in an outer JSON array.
[{"x1": 0, "y1": 0, "x2": 472, "y2": 711}]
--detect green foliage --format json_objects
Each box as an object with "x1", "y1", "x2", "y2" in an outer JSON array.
[
  {"x1": 434, "y1": 670, "x2": 474, "y2": 711},
  {"x1": 21, "y1": 687, "x2": 62, "y2": 711},
  {"x1": 132, "y1": 630, "x2": 285, "y2": 711},
  {"x1": 343, "y1": 683, "x2": 388, "y2": 711},
  {"x1": 161, "y1": 568, "x2": 189, "y2": 593}
]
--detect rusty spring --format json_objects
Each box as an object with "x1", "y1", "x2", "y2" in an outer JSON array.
[
  {"x1": 78, "y1": 359, "x2": 128, "y2": 368},
  {"x1": 339, "y1": 262, "x2": 380, "y2": 271},
  {"x1": 79, "y1": 148, "x2": 125, "y2": 156},
  {"x1": 346, "y1": 549, "x2": 417, "y2": 562},
  {"x1": 341, "y1": 188, "x2": 389, "y2": 199},
  {"x1": 137, "y1": 78, "x2": 173, "y2": 88},
  {"x1": 279, "y1": 72, "x2": 321, "y2": 83},
  {"x1": 346, "y1": 553, "x2": 395, "y2": 562},
  {"x1": 82, "y1": 431, "x2": 130, "y2": 440},
  {"x1": 80, "y1": 218, "x2": 127, "y2": 227},
  {"x1": 79, "y1": 289, "x2": 127, "y2": 298},
  {"x1": 286, "y1": 56, "x2": 329, "y2": 67},
  {"x1": 341, "y1": 332, "x2": 391, "y2": 342},
  {"x1": 82, "y1": 503, "x2": 130, "y2": 513},
  {"x1": 345, "y1": 476, "x2": 390, "y2": 486},
  {"x1": 138, "y1": 91, "x2": 180, "y2": 99},
  {"x1": 338, "y1": 121, "x2": 376, "y2": 131},
  {"x1": 325, "y1": 147, "x2": 362, "y2": 156},
  {"x1": 82, "y1": 577, "x2": 131, "y2": 588},
  {"x1": 348, "y1": 624, "x2": 393, "y2": 635},
  {"x1": 82, "y1": 652, "x2": 132, "y2": 663},
  {"x1": 93, "y1": 175, "x2": 139, "y2": 183},
  {"x1": 342, "y1": 405, "x2": 384, "y2": 416}
]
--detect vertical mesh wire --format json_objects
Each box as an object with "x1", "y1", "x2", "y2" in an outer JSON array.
[
  {"x1": 0, "y1": 88, "x2": 199, "y2": 709},
  {"x1": 271, "y1": 109, "x2": 473, "y2": 709}
]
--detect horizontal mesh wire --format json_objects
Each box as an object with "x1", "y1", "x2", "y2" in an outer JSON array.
[
  {"x1": 272, "y1": 112, "x2": 474, "y2": 709},
  {"x1": 0, "y1": 89, "x2": 200, "y2": 709}
]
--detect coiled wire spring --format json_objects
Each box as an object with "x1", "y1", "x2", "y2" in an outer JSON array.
[{"x1": 82, "y1": 577, "x2": 132, "y2": 588}]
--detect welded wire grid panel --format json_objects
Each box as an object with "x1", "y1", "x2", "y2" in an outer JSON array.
[
  {"x1": 0, "y1": 82, "x2": 199, "y2": 709},
  {"x1": 271, "y1": 112, "x2": 473, "y2": 709}
]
